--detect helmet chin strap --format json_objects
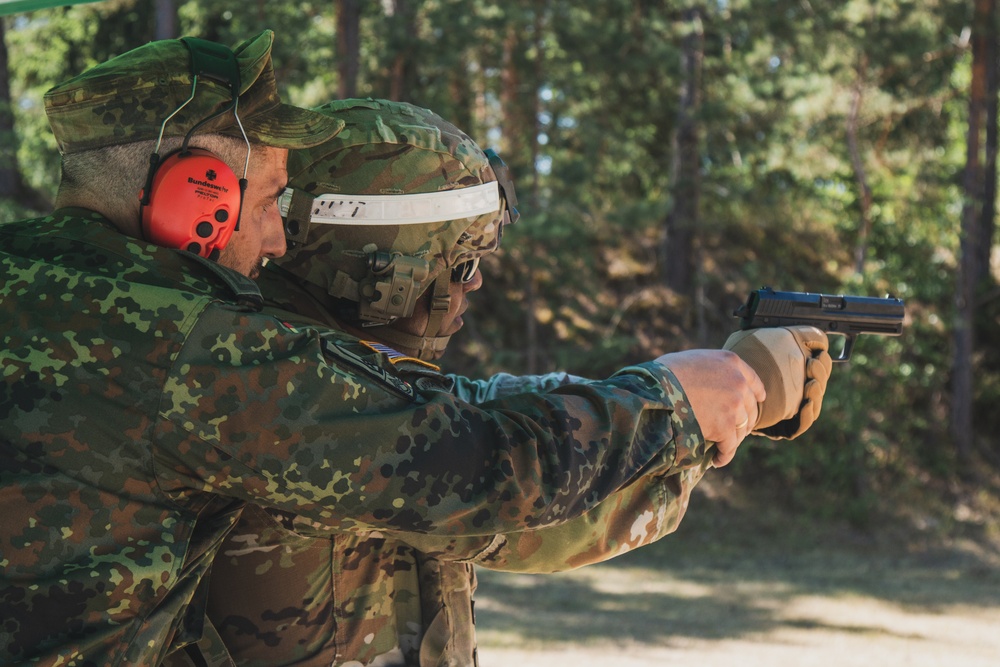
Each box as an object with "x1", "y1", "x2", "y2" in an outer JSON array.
[{"x1": 373, "y1": 273, "x2": 454, "y2": 361}]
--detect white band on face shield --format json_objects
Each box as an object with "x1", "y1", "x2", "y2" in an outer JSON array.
[{"x1": 279, "y1": 182, "x2": 500, "y2": 226}]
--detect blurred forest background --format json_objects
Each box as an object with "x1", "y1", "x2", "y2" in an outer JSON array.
[{"x1": 1, "y1": 0, "x2": 998, "y2": 539}]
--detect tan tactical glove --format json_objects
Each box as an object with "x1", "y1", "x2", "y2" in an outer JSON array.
[{"x1": 723, "y1": 326, "x2": 833, "y2": 440}]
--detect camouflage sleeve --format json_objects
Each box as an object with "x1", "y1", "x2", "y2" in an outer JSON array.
[
  {"x1": 369, "y1": 371, "x2": 712, "y2": 571},
  {"x1": 154, "y1": 302, "x2": 709, "y2": 537},
  {"x1": 280, "y1": 367, "x2": 712, "y2": 569},
  {"x1": 444, "y1": 371, "x2": 593, "y2": 403},
  {"x1": 388, "y1": 458, "x2": 711, "y2": 573}
]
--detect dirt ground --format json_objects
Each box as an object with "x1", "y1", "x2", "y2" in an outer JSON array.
[{"x1": 471, "y1": 480, "x2": 1000, "y2": 667}]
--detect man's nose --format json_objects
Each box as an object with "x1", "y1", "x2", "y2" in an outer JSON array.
[{"x1": 262, "y1": 208, "x2": 287, "y2": 259}]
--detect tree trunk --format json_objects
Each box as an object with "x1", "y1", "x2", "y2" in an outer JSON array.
[
  {"x1": 500, "y1": 15, "x2": 537, "y2": 371},
  {"x1": 500, "y1": 24, "x2": 524, "y2": 164},
  {"x1": 448, "y1": 53, "x2": 474, "y2": 136},
  {"x1": 661, "y1": 5, "x2": 703, "y2": 299},
  {"x1": 952, "y1": 0, "x2": 992, "y2": 462},
  {"x1": 0, "y1": 19, "x2": 47, "y2": 212},
  {"x1": 153, "y1": 0, "x2": 177, "y2": 40},
  {"x1": 847, "y1": 57, "x2": 874, "y2": 276},
  {"x1": 336, "y1": 0, "x2": 361, "y2": 99},
  {"x1": 978, "y1": 0, "x2": 998, "y2": 290},
  {"x1": 388, "y1": 0, "x2": 418, "y2": 101},
  {"x1": 979, "y1": 0, "x2": 999, "y2": 464},
  {"x1": 0, "y1": 19, "x2": 17, "y2": 199},
  {"x1": 529, "y1": 7, "x2": 545, "y2": 365}
]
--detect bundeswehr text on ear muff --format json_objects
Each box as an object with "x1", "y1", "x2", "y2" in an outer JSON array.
[
  {"x1": 138, "y1": 36, "x2": 248, "y2": 260},
  {"x1": 141, "y1": 148, "x2": 242, "y2": 260}
]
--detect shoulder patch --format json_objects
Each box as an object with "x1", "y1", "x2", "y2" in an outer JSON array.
[
  {"x1": 322, "y1": 337, "x2": 415, "y2": 399},
  {"x1": 359, "y1": 340, "x2": 441, "y2": 371}
]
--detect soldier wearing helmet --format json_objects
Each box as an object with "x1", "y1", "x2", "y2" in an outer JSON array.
[
  {"x1": 184, "y1": 100, "x2": 833, "y2": 667},
  {"x1": 189, "y1": 99, "x2": 690, "y2": 667},
  {"x1": 266, "y1": 97, "x2": 518, "y2": 361}
]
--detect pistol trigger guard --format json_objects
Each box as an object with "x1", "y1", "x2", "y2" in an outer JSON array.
[{"x1": 834, "y1": 334, "x2": 855, "y2": 363}]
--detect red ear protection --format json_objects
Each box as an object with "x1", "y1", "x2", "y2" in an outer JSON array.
[
  {"x1": 138, "y1": 37, "x2": 248, "y2": 262},
  {"x1": 140, "y1": 148, "x2": 242, "y2": 260}
]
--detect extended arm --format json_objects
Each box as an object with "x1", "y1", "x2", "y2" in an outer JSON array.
[
  {"x1": 154, "y1": 304, "x2": 743, "y2": 537},
  {"x1": 282, "y1": 366, "x2": 722, "y2": 572}
]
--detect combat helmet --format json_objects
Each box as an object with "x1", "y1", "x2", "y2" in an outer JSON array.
[{"x1": 275, "y1": 98, "x2": 518, "y2": 359}]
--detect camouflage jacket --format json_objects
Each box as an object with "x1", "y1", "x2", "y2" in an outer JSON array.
[
  {"x1": 0, "y1": 210, "x2": 709, "y2": 666},
  {"x1": 172, "y1": 267, "x2": 712, "y2": 667},
  {"x1": 193, "y1": 410, "x2": 709, "y2": 667}
]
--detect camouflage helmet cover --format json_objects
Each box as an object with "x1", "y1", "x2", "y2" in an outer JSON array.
[{"x1": 274, "y1": 98, "x2": 511, "y2": 321}]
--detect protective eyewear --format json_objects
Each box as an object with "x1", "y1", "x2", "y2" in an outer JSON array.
[{"x1": 451, "y1": 256, "x2": 481, "y2": 284}]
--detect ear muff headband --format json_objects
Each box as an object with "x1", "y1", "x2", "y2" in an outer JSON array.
[
  {"x1": 183, "y1": 37, "x2": 241, "y2": 96},
  {"x1": 138, "y1": 37, "x2": 250, "y2": 260}
]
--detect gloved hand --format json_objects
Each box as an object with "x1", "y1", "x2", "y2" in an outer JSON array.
[{"x1": 722, "y1": 326, "x2": 833, "y2": 440}]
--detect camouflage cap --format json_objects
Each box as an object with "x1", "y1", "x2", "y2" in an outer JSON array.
[
  {"x1": 44, "y1": 30, "x2": 342, "y2": 155},
  {"x1": 275, "y1": 98, "x2": 511, "y2": 317}
]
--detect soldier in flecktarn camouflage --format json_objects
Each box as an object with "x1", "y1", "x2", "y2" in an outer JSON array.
[
  {"x1": 0, "y1": 27, "x2": 827, "y2": 667},
  {"x1": 169, "y1": 99, "x2": 716, "y2": 667}
]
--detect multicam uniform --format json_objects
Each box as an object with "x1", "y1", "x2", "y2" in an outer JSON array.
[
  {"x1": 0, "y1": 210, "x2": 709, "y2": 665},
  {"x1": 188, "y1": 265, "x2": 712, "y2": 667}
]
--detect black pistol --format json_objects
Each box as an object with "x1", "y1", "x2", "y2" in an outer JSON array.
[{"x1": 734, "y1": 286, "x2": 905, "y2": 362}]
